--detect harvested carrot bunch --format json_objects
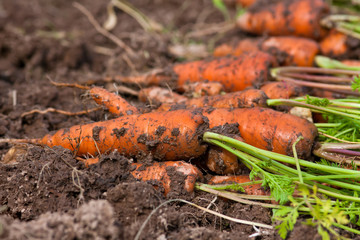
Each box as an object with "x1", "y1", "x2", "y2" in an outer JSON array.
[
  {"x1": 236, "y1": 0, "x2": 330, "y2": 39},
  {"x1": 214, "y1": 36, "x2": 320, "y2": 67},
  {"x1": 102, "y1": 51, "x2": 277, "y2": 92}
]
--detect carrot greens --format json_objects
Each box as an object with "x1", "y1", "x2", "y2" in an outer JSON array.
[{"x1": 203, "y1": 132, "x2": 360, "y2": 239}]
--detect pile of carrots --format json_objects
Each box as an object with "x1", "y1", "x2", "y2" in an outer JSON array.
[{"x1": 3, "y1": 0, "x2": 360, "y2": 196}]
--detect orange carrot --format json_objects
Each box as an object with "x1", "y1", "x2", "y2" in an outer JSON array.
[
  {"x1": 236, "y1": 0, "x2": 330, "y2": 39},
  {"x1": 156, "y1": 88, "x2": 268, "y2": 112},
  {"x1": 206, "y1": 135, "x2": 244, "y2": 175},
  {"x1": 214, "y1": 36, "x2": 320, "y2": 67},
  {"x1": 208, "y1": 175, "x2": 268, "y2": 196},
  {"x1": 50, "y1": 82, "x2": 139, "y2": 116},
  {"x1": 203, "y1": 108, "x2": 317, "y2": 158},
  {"x1": 89, "y1": 86, "x2": 139, "y2": 116},
  {"x1": 117, "y1": 51, "x2": 277, "y2": 92},
  {"x1": 260, "y1": 81, "x2": 307, "y2": 99},
  {"x1": 5, "y1": 107, "x2": 317, "y2": 162},
  {"x1": 320, "y1": 30, "x2": 349, "y2": 57},
  {"x1": 213, "y1": 39, "x2": 259, "y2": 57},
  {"x1": 131, "y1": 161, "x2": 202, "y2": 195}
]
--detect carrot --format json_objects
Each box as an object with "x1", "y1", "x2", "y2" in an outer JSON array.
[
  {"x1": 319, "y1": 30, "x2": 349, "y2": 57},
  {"x1": 157, "y1": 88, "x2": 268, "y2": 112},
  {"x1": 208, "y1": 175, "x2": 268, "y2": 196},
  {"x1": 236, "y1": 0, "x2": 330, "y2": 39},
  {"x1": 50, "y1": 82, "x2": 139, "y2": 116},
  {"x1": 206, "y1": 135, "x2": 243, "y2": 175},
  {"x1": 203, "y1": 108, "x2": 317, "y2": 158},
  {"x1": 214, "y1": 36, "x2": 320, "y2": 67},
  {"x1": 260, "y1": 81, "x2": 307, "y2": 99},
  {"x1": 115, "y1": 51, "x2": 277, "y2": 92},
  {"x1": 130, "y1": 161, "x2": 203, "y2": 195},
  {"x1": 89, "y1": 86, "x2": 139, "y2": 116},
  {"x1": 4, "y1": 107, "x2": 317, "y2": 162}
]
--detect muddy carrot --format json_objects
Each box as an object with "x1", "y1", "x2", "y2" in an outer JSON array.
[
  {"x1": 51, "y1": 82, "x2": 139, "y2": 116},
  {"x1": 2, "y1": 107, "x2": 317, "y2": 161},
  {"x1": 113, "y1": 51, "x2": 277, "y2": 92},
  {"x1": 206, "y1": 135, "x2": 244, "y2": 175},
  {"x1": 131, "y1": 161, "x2": 203, "y2": 195},
  {"x1": 236, "y1": 0, "x2": 330, "y2": 39},
  {"x1": 214, "y1": 36, "x2": 320, "y2": 67},
  {"x1": 319, "y1": 30, "x2": 349, "y2": 57},
  {"x1": 157, "y1": 89, "x2": 268, "y2": 112},
  {"x1": 204, "y1": 108, "x2": 318, "y2": 159},
  {"x1": 208, "y1": 175, "x2": 268, "y2": 196},
  {"x1": 260, "y1": 81, "x2": 307, "y2": 99}
]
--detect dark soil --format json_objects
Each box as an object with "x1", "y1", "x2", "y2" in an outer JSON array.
[{"x1": 0, "y1": 1, "x2": 343, "y2": 239}]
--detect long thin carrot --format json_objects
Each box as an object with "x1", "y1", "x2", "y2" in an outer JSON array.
[
  {"x1": 51, "y1": 81, "x2": 139, "y2": 116},
  {"x1": 214, "y1": 36, "x2": 320, "y2": 67},
  {"x1": 131, "y1": 161, "x2": 203, "y2": 195},
  {"x1": 236, "y1": 0, "x2": 330, "y2": 39},
  {"x1": 110, "y1": 51, "x2": 277, "y2": 92}
]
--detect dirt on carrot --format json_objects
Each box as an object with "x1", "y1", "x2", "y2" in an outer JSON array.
[
  {"x1": 237, "y1": 0, "x2": 330, "y2": 39},
  {"x1": 214, "y1": 36, "x2": 320, "y2": 67}
]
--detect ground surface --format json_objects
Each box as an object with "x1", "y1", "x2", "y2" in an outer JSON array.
[{"x1": 0, "y1": 0, "x2": 333, "y2": 239}]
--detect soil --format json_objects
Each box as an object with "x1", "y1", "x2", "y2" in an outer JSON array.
[{"x1": 0, "y1": 1, "x2": 352, "y2": 239}]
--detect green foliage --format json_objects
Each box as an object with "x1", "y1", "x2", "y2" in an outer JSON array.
[
  {"x1": 352, "y1": 75, "x2": 360, "y2": 92},
  {"x1": 305, "y1": 95, "x2": 331, "y2": 107},
  {"x1": 212, "y1": 0, "x2": 230, "y2": 21},
  {"x1": 273, "y1": 196, "x2": 301, "y2": 239},
  {"x1": 274, "y1": 185, "x2": 351, "y2": 239}
]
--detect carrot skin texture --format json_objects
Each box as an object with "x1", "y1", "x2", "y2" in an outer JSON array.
[
  {"x1": 157, "y1": 89, "x2": 269, "y2": 112},
  {"x1": 206, "y1": 135, "x2": 244, "y2": 174},
  {"x1": 39, "y1": 110, "x2": 208, "y2": 161},
  {"x1": 146, "y1": 52, "x2": 276, "y2": 92},
  {"x1": 260, "y1": 82, "x2": 307, "y2": 99},
  {"x1": 214, "y1": 36, "x2": 319, "y2": 67},
  {"x1": 174, "y1": 52, "x2": 275, "y2": 92},
  {"x1": 208, "y1": 175, "x2": 267, "y2": 196},
  {"x1": 131, "y1": 161, "x2": 203, "y2": 195},
  {"x1": 319, "y1": 30, "x2": 348, "y2": 57},
  {"x1": 36, "y1": 108, "x2": 317, "y2": 161},
  {"x1": 236, "y1": 0, "x2": 329, "y2": 39},
  {"x1": 90, "y1": 87, "x2": 139, "y2": 116},
  {"x1": 204, "y1": 108, "x2": 318, "y2": 159}
]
